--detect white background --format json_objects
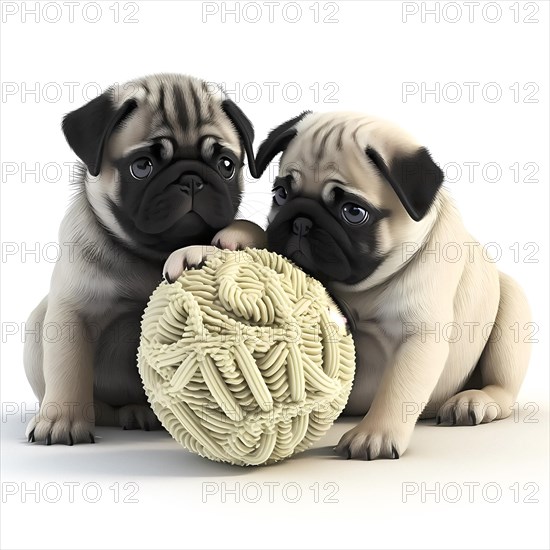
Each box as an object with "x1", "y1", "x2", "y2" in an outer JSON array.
[{"x1": 1, "y1": 1, "x2": 548, "y2": 549}]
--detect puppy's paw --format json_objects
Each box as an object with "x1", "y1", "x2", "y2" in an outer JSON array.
[
  {"x1": 436, "y1": 390, "x2": 502, "y2": 426},
  {"x1": 334, "y1": 420, "x2": 410, "y2": 460},
  {"x1": 163, "y1": 245, "x2": 218, "y2": 283},
  {"x1": 212, "y1": 220, "x2": 267, "y2": 251},
  {"x1": 26, "y1": 404, "x2": 95, "y2": 445},
  {"x1": 118, "y1": 405, "x2": 162, "y2": 431}
]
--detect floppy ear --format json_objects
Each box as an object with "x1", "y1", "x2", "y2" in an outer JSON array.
[
  {"x1": 62, "y1": 89, "x2": 138, "y2": 177},
  {"x1": 221, "y1": 99, "x2": 258, "y2": 178},
  {"x1": 255, "y1": 111, "x2": 312, "y2": 178},
  {"x1": 365, "y1": 145, "x2": 443, "y2": 222}
]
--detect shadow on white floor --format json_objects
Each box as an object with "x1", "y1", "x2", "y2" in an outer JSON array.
[{"x1": 1, "y1": 403, "x2": 548, "y2": 549}]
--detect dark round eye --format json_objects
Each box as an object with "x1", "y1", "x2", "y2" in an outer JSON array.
[
  {"x1": 217, "y1": 156, "x2": 235, "y2": 179},
  {"x1": 273, "y1": 186, "x2": 288, "y2": 206},
  {"x1": 342, "y1": 203, "x2": 369, "y2": 225},
  {"x1": 130, "y1": 157, "x2": 153, "y2": 179}
]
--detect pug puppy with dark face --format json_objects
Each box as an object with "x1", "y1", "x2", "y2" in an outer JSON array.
[
  {"x1": 254, "y1": 111, "x2": 531, "y2": 460},
  {"x1": 24, "y1": 74, "x2": 265, "y2": 445}
]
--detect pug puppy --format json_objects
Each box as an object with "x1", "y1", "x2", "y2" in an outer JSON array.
[
  {"x1": 24, "y1": 73, "x2": 265, "y2": 445},
  {"x1": 252, "y1": 111, "x2": 531, "y2": 460}
]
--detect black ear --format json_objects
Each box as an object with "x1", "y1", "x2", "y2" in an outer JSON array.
[
  {"x1": 255, "y1": 111, "x2": 312, "y2": 178},
  {"x1": 221, "y1": 99, "x2": 257, "y2": 178},
  {"x1": 366, "y1": 146, "x2": 444, "y2": 222},
  {"x1": 62, "y1": 90, "x2": 138, "y2": 177}
]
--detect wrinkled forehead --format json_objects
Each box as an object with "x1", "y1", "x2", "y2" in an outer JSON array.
[
  {"x1": 108, "y1": 76, "x2": 241, "y2": 159},
  {"x1": 277, "y1": 113, "x2": 390, "y2": 204}
]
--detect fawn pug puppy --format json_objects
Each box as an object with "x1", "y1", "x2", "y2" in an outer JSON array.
[
  {"x1": 24, "y1": 74, "x2": 265, "y2": 445},
  {"x1": 249, "y1": 111, "x2": 531, "y2": 460}
]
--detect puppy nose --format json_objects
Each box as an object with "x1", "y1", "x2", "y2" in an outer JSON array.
[
  {"x1": 292, "y1": 217, "x2": 313, "y2": 237},
  {"x1": 179, "y1": 174, "x2": 204, "y2": 194}
]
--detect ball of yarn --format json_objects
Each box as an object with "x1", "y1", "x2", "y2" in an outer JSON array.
[{"x1": 138, "y1": 248, "x2": 355, "y2": 466}]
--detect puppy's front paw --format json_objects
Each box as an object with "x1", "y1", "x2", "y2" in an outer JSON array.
[
  {"x1": 436, "y1": 389, "x2": 502, "y2": 426},
  {"x1": 334, "y1": 421, "x2": 410, "y2": 460},
  {"x1": 26, "y1": 403, "x2": 95, "y2": 445},
  {"x1": 212, "y1": 220, "x2": 267, "y2": 251},
  {"x1": 118, "y1": 405, "x2": 162, "y2": 431},
  {"x1": 163, "y1": 245, "x2": 218, "y2": 283}
]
